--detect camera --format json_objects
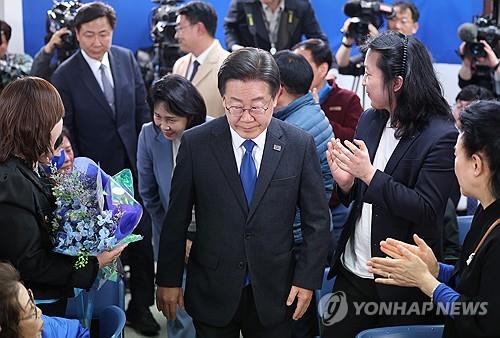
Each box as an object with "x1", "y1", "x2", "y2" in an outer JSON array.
[
  {"x1": 46, "y1": 0, "x2": 82, "y2": 63},
  {"x1": 151, "y1": 0, "x2": 182, "y2": 45},
  {"x1": 458, "y1": 16, "x2": 500, "y2": 59},
  {"x1": 343, "y1": 0, "x2": 394, "y2": 45}
]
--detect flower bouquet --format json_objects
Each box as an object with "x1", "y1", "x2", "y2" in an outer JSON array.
[{"x1": 50, "y1": 157, "x2": 143, "y2": 326}]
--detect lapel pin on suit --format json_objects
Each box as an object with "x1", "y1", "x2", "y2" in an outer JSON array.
[{"x1": 273, "y1": 144, "x2": 281, "y2": 152}]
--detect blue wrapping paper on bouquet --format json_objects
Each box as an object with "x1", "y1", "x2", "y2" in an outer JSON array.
[{"x1": 50, "y1": 157, "x2": 143, "y2": 327}]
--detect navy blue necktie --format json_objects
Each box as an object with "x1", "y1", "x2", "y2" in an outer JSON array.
[
  {"x1": 240, "y1": 140, "x2": 257, "y2": 207},
  {"x1": 240, "y1": 139, "x2": 256, "y2": 287}
]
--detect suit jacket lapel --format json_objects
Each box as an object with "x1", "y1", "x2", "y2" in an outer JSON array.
[
  {"x1": 192, "y1": 42, "x2": 220, "y2": 86},
  {"x1": 209, "y1": 118, "x2": 248, "y2": 215},
  {"x1": 276, "y1": 1, "x2": 298, "y2": 50},
  {"x1": 244, "y1": 2, "x2": 270, "y2": 44},
  {"x1": 247, "y1": 119, "x2": 284, "y2": 221},
  {"x1": 77, "y1": 51, "x2": 115, "y2": 121},
  {"x1": 384, "y1": 131, "x2": 421, "y2": 175}
]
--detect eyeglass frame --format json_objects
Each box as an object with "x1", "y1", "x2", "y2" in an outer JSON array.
[{"x1": 223, "y1": 97, "x2": 274, "y2": 117}]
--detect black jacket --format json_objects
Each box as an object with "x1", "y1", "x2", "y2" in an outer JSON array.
[
  {"x1": 443, "y1": 199, "x2": 500, "y2": 338},
  {"x1": 224, "y1": 0, "x2": 327, "y2": 52},
  {"x1": 0, "y1": 158, "x2": 98, "y2": 300},
  {"x1": 330, "y1": 109, "x2": 459, "y2": 305}
]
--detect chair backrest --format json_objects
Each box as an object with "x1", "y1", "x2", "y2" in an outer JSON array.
[
  {"x1": 99, "y1": 305, "x2": 126, "y2": 338},
  {"x1": 457, "y1": 215, "x2": 474, "y2": 245},
  {"x1": 315, "y1": 267, "x2": 336, "y2": 337},
  {"x1": 355, "y1": 325, "x2": 444, "y2": 338}
]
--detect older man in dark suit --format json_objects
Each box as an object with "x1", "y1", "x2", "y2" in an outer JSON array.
[
  {"x1": 51, "y1": 2, "x2": 158, "y2": 336},
  {"x1": 156, "y1": 47, "x2": 331, "y2": 338}
]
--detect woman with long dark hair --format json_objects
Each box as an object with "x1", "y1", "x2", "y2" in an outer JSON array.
[
  {"x1": 323, "y1": 31, "x2": 459, "y2": 336},
  {"x1": 369, "y1": 100, "x2": 500, "y2": 338}
]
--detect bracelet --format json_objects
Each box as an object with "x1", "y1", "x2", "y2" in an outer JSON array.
[{"x1": 342, "y1": 37, "x2": 353, "y2": 48}]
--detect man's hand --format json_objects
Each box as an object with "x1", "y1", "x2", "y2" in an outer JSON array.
[
  {"x1": 44, "y1": 27, "x2": 70, "y2": 54},
  {"x1": 286, "y1": 285, "x2": 313, "y2": 320},
  {"x1": 156, "y1": 287, "x2": 184, "y2": 320}
]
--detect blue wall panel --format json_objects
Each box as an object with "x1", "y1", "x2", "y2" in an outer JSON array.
[{"x1": 22, "y1": 0, "x2": 482, "y2": 64}]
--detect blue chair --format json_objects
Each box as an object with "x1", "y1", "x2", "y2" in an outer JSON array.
[
  {"x1": 457, "y1": 215, "x2": 473, "y2": 245},
  {"x1": 66, "y1": 278, "x2": 125, "y2": 319},
  {"x1": 315, "y1": 267, "x2": 336, "y2": 337},
  {"x1": 99, "y1": 305, "x2": 126, "y2": 338},
  {"x1": 356, "y1": 325, "x2": 444, "y2": 338}
]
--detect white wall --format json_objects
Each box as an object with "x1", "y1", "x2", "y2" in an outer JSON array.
[
  {"x1": 0, "y1": 0, "x2": 25, "y2": 53},
  {"x1": 336, "y1": 63, "x2": 462, "y2": 110}
]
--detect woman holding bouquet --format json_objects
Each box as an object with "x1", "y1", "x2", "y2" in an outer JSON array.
[
  {"x1": 0, "y1": 77, "x2": 123, "y2": 316},
  {"x1": 137, "y1": 74, "x2": 206, "y2": 338}
]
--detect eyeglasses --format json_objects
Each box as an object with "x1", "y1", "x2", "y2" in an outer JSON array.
[
  {"x1": 223, "y1": 98, "x2": 273, "y2": 117},
  {"x1": 20, "y1": 289, "x2": 38, "y2": 321}
]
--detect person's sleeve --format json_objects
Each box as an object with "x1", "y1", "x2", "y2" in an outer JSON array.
[
  {"x1": 224, "y1": 0, "x2": 242, "y2": 50},
  {"x1": 0, "y1": 204, "x2": 98, "y2": 290},
  {"x1": 437, "y1": 262, "x2": 455, "y2": 283},
  {"x1": 293, "y1": 135, "x2": 331, "y2": 290},
  {"x1": 30, "y1": 47, "x2": 54, "y2": 80},
  {"x1": 363, "y1": 126, "x2": 458, "y2": 229},
  {"x1": 52, "y1": 68, "x2": 79, "y2": 156},
  {"x1": 137, "y1": 127, "x2": 165, "y2": 230},
  {"x1": 433, "y1": 283, "x2": 460, "y2": 317},
  {"x1": 41, "y1": 315, "x2": 90, "y2": 338},
  {"x1": 302, "y1": 1, "x2": 328, "y2": 44},
  {"x1": 156, "y1": 134, "x2": 194, "y2": 287}
]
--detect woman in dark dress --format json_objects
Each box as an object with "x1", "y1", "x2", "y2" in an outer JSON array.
[
  {"x1": 369, "y1": 100, "x2": 500, "y2": 337},
  {"x1": 0, "y1": 77, "x2": 123, "y2": 316}
]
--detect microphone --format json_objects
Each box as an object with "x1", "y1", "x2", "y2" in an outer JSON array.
[{"x1": 458, "y1": 23, "x2": 478, "y2": 42}]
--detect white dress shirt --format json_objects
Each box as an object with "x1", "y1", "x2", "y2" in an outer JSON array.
[
  {"x1": 342, "y1": 119, "x2": 400, "y2": 278},
  {"x1": 229, "y1": 126, "x2": 267, "y2": 176},
  {"x1": 81, "y1": 49, "x2": 115, "y2": 90}
]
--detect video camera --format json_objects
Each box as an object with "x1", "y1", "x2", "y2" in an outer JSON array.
[
  {"x1": 46, "y1": 0, "x2": 82, "y2": 62},
  {"x1": 343, "y1": 0, "x2": 395, "y2": 45},
  {"x1": 151, "y1": 0, "x2": 183, "y2": 45},
  {"x1": 458, "y1": 16, "x2": 500, "y2": 59}
]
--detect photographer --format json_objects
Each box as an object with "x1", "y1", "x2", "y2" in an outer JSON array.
[
  {"x1": 336, "y1": 1, "x2": 419, "y2": 75},
  {"x1": 458, "y1": 39, "x2": 500, "y2": 96},
  {"x1": 0, "y1": 20, "x2": 33, "y2": 91},
  {"x1": 30, "y1": 27, "x2": 71, "y2": 80}
]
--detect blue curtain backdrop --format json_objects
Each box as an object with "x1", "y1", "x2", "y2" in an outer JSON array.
[{"x1": 22, "y1": 0, "x2": 482, "y2": 64}]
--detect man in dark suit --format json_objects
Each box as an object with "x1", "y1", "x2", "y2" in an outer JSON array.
[
  {"x1": 51, "y1": 3, "x2": 158, "y2": 336},
  {"x1": 156, "y1": 47, "x2": 330, "y2": 338},
  {"x1": 224, "y1": 0, "x2": 327, "y2": 54}
]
